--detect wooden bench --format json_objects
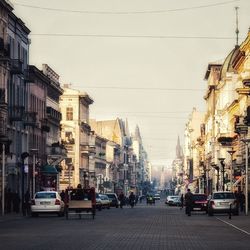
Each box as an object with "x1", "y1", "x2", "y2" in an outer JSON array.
[{"x1": 66, "y1": 200, "x2": 95, "y2": 219}]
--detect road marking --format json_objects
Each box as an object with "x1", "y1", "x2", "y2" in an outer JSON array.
[{"x1": 216, "y1": 217, "x2": 250, "y2": 236}]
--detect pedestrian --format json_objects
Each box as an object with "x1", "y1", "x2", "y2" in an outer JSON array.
[
  {"x1": 238, "y1": 191, "x2": 245, "y2": 212},
  {"x1": 234, "y1": 190, "x2": 240, "y2": 211},
  {"x1": 129, "y1": 192, "x2": 136, "y2": 208},
  {"x1": 180, "y1": 194, "x2": 184, "y2": 210},
  {"x1": 12, "y1": 192, "x2": 20, "y2": 213},
  {"x1": 5, "y1": 188, "x2": 12, "y2": 213},
  {"x1": 118, "y1": 192, "x2": 125, "y2": 209},
  {"x1": 24, "y1": 190, "x2": 30, "y2": 216},
  {"x1": 184, "y1": 189, "x2": 193, "y2": 216},
  {"x1": 60, "y1": 190, "x2": 66, "y2": 202}
]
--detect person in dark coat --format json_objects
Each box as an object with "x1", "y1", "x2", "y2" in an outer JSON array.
[
  {"x1": 238, "y1": 191, "x2": 245, "y2": 212},
  {"x1": 24, "y1": 190, "x2": 31, "y2": 216},
  {"x1": 12, "y1": 192, "x2": 20, "y2": 213},
  {"x1": 118, "y1": 192, "x2": 125, "y2": 209},
  {"x1": 5, "y1": 188, "x2": 12, "y2": 213},
  {"x1": 180, "y1": 194, "x2": 184, "y2": 210},
  {"x1": 184, "y1": 189, "x2": 193, "y2": 216},
  {"x1": 60, "y1": 190, "x2": 66, "y2": 202}
]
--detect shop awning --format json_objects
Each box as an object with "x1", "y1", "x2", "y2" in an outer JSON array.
[{"x1": 41, "y1": 165, "x2": 58, "y2": 174}]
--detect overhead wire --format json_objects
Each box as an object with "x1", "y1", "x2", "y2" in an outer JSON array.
[
  {"x1": 13, "y1": 0, "x2": 241, "y2": 14},
  {"x1": 30, "y1": 33, "x2": 238, "y2": 40}
]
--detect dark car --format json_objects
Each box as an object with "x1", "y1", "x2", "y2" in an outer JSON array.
[
  {"x1": 191, "y1": 194, "x2": 208, "y2": 212},
  {"x1": 105, "y1": 193, "x2": 119, "y2": 208}
]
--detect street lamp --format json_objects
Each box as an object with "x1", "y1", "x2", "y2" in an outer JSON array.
[
  {"x1": 227, "y1": 149, "x2": 236, "y2": 191},
  {"x1": 30, "y1": 149, "x2": 38, "y2": 198},
  {"x1": 211, "y1": 164, "x2": 220, "y2": 191},
  {"x1": 241, "y1": 138, "x2": 250, "y2": 216},
  {"x1": 218, "y1": 158, "x2": 225, "y2": 191},
  {"x1": 21, "y1": 152, "x2": 29, "y2": 215}
]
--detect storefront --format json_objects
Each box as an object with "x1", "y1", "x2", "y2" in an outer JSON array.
[{"x1": 40, "y1": 165, "x2": 58, "y2": 191}]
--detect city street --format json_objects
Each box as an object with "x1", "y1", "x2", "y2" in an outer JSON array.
[{"x1": 0, "y1": 199, "x2": 250, "y2": 250}]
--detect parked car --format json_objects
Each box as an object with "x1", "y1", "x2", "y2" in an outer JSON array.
[
  {"x1": 207, "y1": 191, "x2": 239, "y2": 216},
  {"x1": 191, "y1": 194, "x2": 208, "y2": 212},
  {"x1": 165, "y1": 195, "x2": 180, "y2": 206},
  {"x1": 95, "y1": 193, "x2": 103, "y2": 211},
  {"x1": 172, "y1": 196, "x2": 182, "y2": 206},
  {"x1": 105, "y1": 193, "x2": 119, "y2": 208},
  {"x1": 99, "y1": 194, "x2": 111, "y2": 209},
  {"x1": 154, "y1": 193, "x2": 161, "y2": 200},
  {"x1": 31, "y1": 191, "x2": 65, "y2": 217}
]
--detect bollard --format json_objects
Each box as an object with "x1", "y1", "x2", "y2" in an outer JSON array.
[{"x1": 229, "y1": 203, "x2": 232, "y2": 220}]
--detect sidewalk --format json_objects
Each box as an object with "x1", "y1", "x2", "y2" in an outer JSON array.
[
  {"x1": 0, "y1": 212, "x2": 27, "y2": 223},
  {"x1": 215, "y1": 212, "x2": 250, "y2": 235}
]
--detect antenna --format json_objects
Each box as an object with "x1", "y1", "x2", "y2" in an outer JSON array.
[{"x1": 235, "y1": 6, "x2": 239, "y2": 46}]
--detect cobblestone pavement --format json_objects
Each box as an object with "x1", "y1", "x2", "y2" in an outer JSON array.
[{"x1": 0, "y1": 201, "x2": 250, "y2": 250}]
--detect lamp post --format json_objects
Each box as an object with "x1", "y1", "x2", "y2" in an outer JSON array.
[
  {"x1": 227, "y1": 150, "x2": 236, "y2": 191},
  {"x1": 30, "y1": 149, "x2": 38, "y2": 198},
  {"x1": 1, "y1": 143, "x2": 5, "y2": 216},
  {"x1": 241, "y1": 138, "x2": 250, "y2": 216},
  {"x1": 218, "y1": 158, "x2": 225, "y2": 191},
  {"x1": 211, "y1": 164, "x2": 220, "y2": 191},
  {"x1": 21, "y1": 152, "x2": 29, "y2": 215}
]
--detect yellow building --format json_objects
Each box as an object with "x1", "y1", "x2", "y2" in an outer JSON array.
[{"x1": 59, "y1": 85, "x2": 93, "y2": 189}]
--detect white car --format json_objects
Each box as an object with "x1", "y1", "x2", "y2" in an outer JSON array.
[
  {"x1": 31, "y1": 191, "x2": 65, "y2": 217},
  {"x1": 165, "y1": 195, "x2": 180, "y2": 206},
  {"x1": 99, "y1": 194, "x2": 111, "y2": 209}
]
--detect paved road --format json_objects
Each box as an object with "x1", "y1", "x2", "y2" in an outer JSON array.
[{"x1": 0, "y1": 200, "x2": 250, "y2": 250}]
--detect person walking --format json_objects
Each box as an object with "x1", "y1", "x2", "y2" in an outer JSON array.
[
  {"x1": 118, "y1": 192, "x2": 125, "y2": 209},
  {"x1": 13, "y1": 192, "x2": 20, "y2": 213},
  {"x1": 184, "y1": 189, "x2": 193, "y2": 216},
  {"x1": 238, "y1": 191, "x2": 245, "y2": 213},
  {"x1": 24, "y1": 190, "x2": 30, "y2": 216},
  {"x1": 180, "y1": 194, "x2": 184, "y2": 210},
  {"x1": 129, "y1": 192, "x2": 136, "y2": 208}
]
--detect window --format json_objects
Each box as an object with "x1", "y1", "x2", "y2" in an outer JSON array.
[{"x1": 66, "y1": 107, "x2": 73, "y2": 120}]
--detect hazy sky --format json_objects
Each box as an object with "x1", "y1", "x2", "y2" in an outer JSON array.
[{"x1": 12, "y1": 0, "x2": 250, "y2": 166}]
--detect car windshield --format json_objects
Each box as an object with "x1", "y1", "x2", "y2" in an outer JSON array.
[
  {"x1": 106, "y1": 194, "x2": 115, "y2": 199},
  {"x1": 35, "y1": 192, "x2": 56, "y2": 199},
  {"x1": 213, "y1": 193, "x2": 234, "y2": 199},
  {"x1": 193, "y1": 195, "x2": 207, "y2": 201}
]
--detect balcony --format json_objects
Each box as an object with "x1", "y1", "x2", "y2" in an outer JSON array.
[
  {"x1": 217, "y1": 133, "x2": 236, "y2": 146},
  {"x1": 24, "y1": 69, "x2": 35, "y2": 83},
  {"x1": 40, "y1": 118, "x2": 50, "y2": 132},
  {"x1": 0, "y1": 89, "x2": 6, "y2": 104},
  {"x1": 0, "y1": 38, "x2": 10, "y2": 60},
  {"x1": 80, "y1": 145, "x2": 96, "y2": 155},
  {"x1": 242, "y1": 78, "x2": 250, "y2": 87},
  {"x1": 47, "y1": 107, "x2": 62, "y2": 122},
  {"x1": 8, "y1": 105, "x2": 25, "y2": 122},
  {"x1": 81, "y1": 121, "x2": 91, "y2": 133},
  {"x1": 23, "y1": 111, "x2": 37, "y2": 127},
  {"x1": 10, "y1": 59, "x2": 24, "y2": 75}
]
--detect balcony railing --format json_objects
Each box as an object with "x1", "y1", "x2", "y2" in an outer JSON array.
[
  {"x1": 47, "y1": 107, "x2": 62, "y2": 121},
  {"x1": 23, "y1": 111, "x2": 37, "y2": 127},
  {"x1": 40, "y1": 118, "x2": 50, "y2": 132},
  {"x1": 8, "y1": 105, "x2": 25, "y2": 122},
  {"x1": 10, "y1": 59, "x2": 24, "y2": 75},
  {"x1": 0, "y1": 38, "x2": 10, "y2": 60},
  {"x1": 0, "y1": 89, "x2": 6, "y2": 103}
]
